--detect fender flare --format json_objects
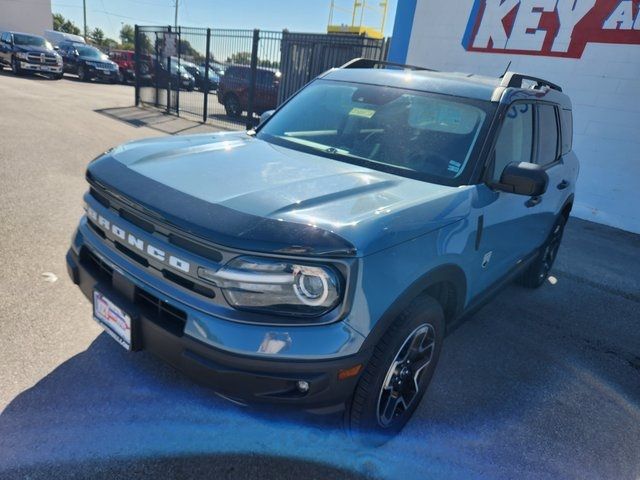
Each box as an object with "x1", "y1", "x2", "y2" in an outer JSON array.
[{"x1": 359, "y1": 263, "x2": 467, "y2": 352}]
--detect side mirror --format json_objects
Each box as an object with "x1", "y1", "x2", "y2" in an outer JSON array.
[
  {"x1": 493, "y1": 162, "x2": 549, "y2": 196},
  {"x1": 258, "y1": 109, "x2": 275, "y2": 126},
  {"x1": 54, "y1": 46, "x2": 60, "y2": 51}
]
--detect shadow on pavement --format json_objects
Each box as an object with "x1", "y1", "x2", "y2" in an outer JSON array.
[
  {"x1": 0, "y1": 69, "x2": 59, "y2": 81},
  {"x1": 95, "y1": 106, "x2": 218, "y2": 135},
  {"x1": 1, "y1": 453, "x2": 370, "y2": 480}
]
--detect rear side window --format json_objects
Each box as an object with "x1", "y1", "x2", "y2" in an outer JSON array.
[
  {"x1": 491, "y1": 103, "x2": 534, "y2": 181},
  {"x1": 560, "y1": 109, "x2": 573, "y2": 155},
  {"x1": 536, "y1": 104, "x2": 559, "y2": 165},
  {"x1": 257, "y1": 70, "x2": 274, "y2": 85}
]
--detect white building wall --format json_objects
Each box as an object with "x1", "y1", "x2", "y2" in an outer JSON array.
[
  {"x1": 0, "y1": 0, "x2": 52, "y2": 35},
  {"x1": 401, "y1": 0, "x2": 640, "y2": 233}
]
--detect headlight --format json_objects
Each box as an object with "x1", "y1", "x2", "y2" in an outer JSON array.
[
  {"x1": 16, "y1": 52, "x2": 28, "y2": 60},
  {"x1": 198, "y1": 256, "x2": 341, "y2": 317},
  {"x1": 56, "y1": 55, "x2": 63, "y2": 65}
]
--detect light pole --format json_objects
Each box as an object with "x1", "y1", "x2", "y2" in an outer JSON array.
[
  {"x1": 83, "y1": 0, "x2": 88, "y2": 39},
  {"x1": 174, "y1": 0, "x2": 179, "y2": 27}
]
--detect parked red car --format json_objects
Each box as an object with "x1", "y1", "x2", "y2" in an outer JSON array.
[
  {"x1": 109, "y1": 49, "x2": 152, "y2": 84},
  {"x1": 217, "y1": 65, "x2": 280, "y2": 118}
]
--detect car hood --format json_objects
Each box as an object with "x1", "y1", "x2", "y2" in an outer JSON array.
[
  {"x1": 15, "y1": 45, "x2": 55, "y2": 54},
  {"x1": 87, "y1": 132, "x2": 472, "y2": 257}
]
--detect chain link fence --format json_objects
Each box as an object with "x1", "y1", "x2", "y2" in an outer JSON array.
[{"x1": 134, "y1": 25, "x2": 388, "y2": 131}]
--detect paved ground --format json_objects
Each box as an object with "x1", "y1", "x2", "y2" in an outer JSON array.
[{"x1": 0, "y1": 71, "x2": 639, "y2": 480}]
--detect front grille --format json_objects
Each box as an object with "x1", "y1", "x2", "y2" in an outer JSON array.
[
  {"x1": 26, "y1": 53, "x2": 58, "y2": 65},
  {"x1": 114, "y1": 242, "x2": 149, "y2": 268},
  {"x1": 88, "y1": 184, "x2": 224, "y2": 265},
  {"x1": 135, "y1": 288, "x2": 186, "y2": 336},
  {"x1": 91, "y1": 62, "x2": 113, "y2": 69},
  {"x1": 82, "y1": 247, "x2": 114, "y2": 282},
  {"x1": 80, "y1": 246, "x2": 187, "y2": 336}
]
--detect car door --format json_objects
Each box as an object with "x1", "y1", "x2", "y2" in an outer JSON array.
[
  {"x1": 469, "y1": 101, "x2": 549, "y2": 295},
  {"x1": 255, "y1": 70, "x2": 278, "y2": 112},
  {"x1": 532, "y1": 103, "x2": 567, "y2": 236},
  {"x1": 0, "y1": 33, "x2": 11, "y2": 64}
]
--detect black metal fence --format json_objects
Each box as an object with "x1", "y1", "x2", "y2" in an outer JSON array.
[{"x1": 134, "y1": 25, "x2": 388, "y2": 130}]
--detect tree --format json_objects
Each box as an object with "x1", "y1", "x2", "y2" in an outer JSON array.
[
  {"x1": 90, "y1": 27, "x2": 105, "y2": 46},
  {"x1": 179, "y1": 39, "x2": 204, "y2": 62},
  {"x1": 102, "y1": 38, "x2": 119, "y2": 50},
  {"x1": 52, "y1": 13, "x2": 81, "y2": 35},
  {"x1": 226, "y1": 51, "x2": 251, "y2": 65},
  {"x1": 120, "y1": 24, "x2": 135, "y2": 45}
]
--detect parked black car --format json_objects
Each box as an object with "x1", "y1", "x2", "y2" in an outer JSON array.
[
  {"x1": 179, "y1": 59, "x2": 221, "y2": 91},
  {"x1": 57, "y1": 42, "x2": 120, "y2": 83},
  {"x1": 145, "y1": 58, "x2": 195, "y2": 91},
  {"x1": 0, "y1": 31, "x2": 63, "y2": 79}
]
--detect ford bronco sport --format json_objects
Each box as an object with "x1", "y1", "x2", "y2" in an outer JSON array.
[{"x1": 66, "y1": 58, "x2": 578, "y2": 444}]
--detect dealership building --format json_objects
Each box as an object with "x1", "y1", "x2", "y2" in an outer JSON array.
[
  {"x1": 389, "y1": 0, "x2": 640, "y2": 234},
  {"x1": 0, "y1": 0, "x2": 52, "y2": 35}
]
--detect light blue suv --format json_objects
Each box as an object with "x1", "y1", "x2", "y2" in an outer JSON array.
[{"x1": 66, "y1": 58, "x2": 578, "y2": 444}]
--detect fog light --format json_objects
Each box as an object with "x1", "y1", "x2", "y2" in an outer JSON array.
[{"x1": 296, "y1": 380, "x2": 310, "y2": 393}]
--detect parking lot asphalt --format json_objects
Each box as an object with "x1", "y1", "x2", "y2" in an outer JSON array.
[{"x1": 0, "y1": 71, "x2": 639, "y2": 480}]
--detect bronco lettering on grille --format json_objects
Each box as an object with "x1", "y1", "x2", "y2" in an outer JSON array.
[{"x1": 86, "y1": 206, "x2": 191, "y2": 274}]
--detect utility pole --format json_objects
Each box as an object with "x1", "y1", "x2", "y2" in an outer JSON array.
[
  {"x1": 174, "y1": 0, "x2": 179, "y2": 27},
  {"x1": 83, "y1": 0, "x2": 88, "y2": 39}
]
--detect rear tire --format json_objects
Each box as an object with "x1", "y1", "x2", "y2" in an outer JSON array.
[
  {"x1": 346, "y1": 295, "x2": 445, "y2": 446},
  {"x1": 518, "y1": 214, "x2": 567, "y2": 288}
]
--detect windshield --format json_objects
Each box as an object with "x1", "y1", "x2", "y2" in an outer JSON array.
[
  {"x1": 13, "y1": 34, "x2": 50, "y2": 49},
  {"x1": 76, "y1": 46, "x2": 106, "y2": 59},
  {"x1": 257, "y1": 79, "x2": 495, "y2": 185}
]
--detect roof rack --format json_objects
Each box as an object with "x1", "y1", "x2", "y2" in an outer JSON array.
[
  {"x1": 340, "y1": 57, "x2": 437, "y2": 72},
  {"x1": 500, "y1": 72, "x2": 562, "y2": 92}
]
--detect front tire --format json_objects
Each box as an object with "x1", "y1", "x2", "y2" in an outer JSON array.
[
  {"x1": 518, "y1": 214, "x2": 567, "y2": 288},
  {"x1": 11, "y1": 57, "x2": 22, "y2": 76},
  {"x1": 347, "y1": 295, "x2": 445, "y2": 446}
]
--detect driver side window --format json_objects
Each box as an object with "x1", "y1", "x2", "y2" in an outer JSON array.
[{"x1": 491, "y1": 103, "x2": 534, "y2": 182}]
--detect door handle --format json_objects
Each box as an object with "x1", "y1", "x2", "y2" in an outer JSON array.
[
  {"x1": 557, "y1": 179, "x2": 570, "y2": 190},
  {"x1": 525, "y1": 196, "x2": 542, "y2": 208}
]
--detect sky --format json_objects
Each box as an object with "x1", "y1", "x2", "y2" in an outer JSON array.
[{"x1": 51, "y1": 0, "x2": 399, "y2": 42}]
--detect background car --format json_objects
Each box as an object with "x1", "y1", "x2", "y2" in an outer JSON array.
[
  {"x1": 178, "y1": 59, "x2": 220, "y2": 91},
  {"x1": 146, "y1": 58, "x2": 195, "y2": 91},
  {"x1": 0, "y1": 31, "x2": 63, "y2": 79},
  {"x1": 58, "y1": 42, "x2": 120, "y2": 83},
  {"x1": 108, "y1": 49, "x2": 136, "y2": 83},
  {"x1": 216, "y1": 65, "x2": 280, "y2": 117},
  {"x1": 44, "y1": 29, "x2": 85, "y2": 47}
]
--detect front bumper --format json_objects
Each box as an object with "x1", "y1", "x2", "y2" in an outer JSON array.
[
  {"x1": 66, "y1": 225, "x2": 369, "y2": 412},
  {"x1": 19, "y1": 61, "x2": 62, "y2": 73},
  {"x1": 86, "y1": 66, "x2": 119, "y2": 81}
]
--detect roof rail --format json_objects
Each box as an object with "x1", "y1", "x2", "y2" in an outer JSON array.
[
  {"x1": 501, "y1": 72, "x2": 562, "y2": 92},
  {"x1": 340, "y1": 57, "x2": 436, "y2": 72}
]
